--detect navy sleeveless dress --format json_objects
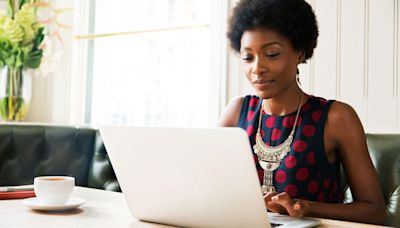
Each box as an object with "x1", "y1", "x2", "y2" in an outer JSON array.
[{"x1": 238, "y1": 95, "x2": 341, "y2": 203}]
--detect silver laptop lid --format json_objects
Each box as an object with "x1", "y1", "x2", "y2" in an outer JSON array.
[{"x1": 100, "y1": 126, "x2": 270, "y2": 228}]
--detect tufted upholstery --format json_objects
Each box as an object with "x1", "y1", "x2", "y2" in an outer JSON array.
[
  {"x1": 0, "y1": 124, "x2": 120, "y2": 192},
  {"x1": 341, "y1": 134, "x2": 400, "y2": 227}
]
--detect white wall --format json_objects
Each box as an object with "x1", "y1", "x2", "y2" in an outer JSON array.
[
  {"x1": 227, "y1": 0, "x2": 400, "y2": 133},
  {"x1": 25, "y1": 0, "x2": 88, "y2": 124}
]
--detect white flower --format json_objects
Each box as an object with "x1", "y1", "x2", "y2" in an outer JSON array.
[{"x1": 35, "y1": 35, "x2": 63, "y2": 76}]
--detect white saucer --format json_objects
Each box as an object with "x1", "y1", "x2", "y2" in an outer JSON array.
[{"x1": 22, "y1": 197, "x2": 86, "y2": 211}]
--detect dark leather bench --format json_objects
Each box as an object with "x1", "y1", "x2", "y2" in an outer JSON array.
[{"x1": 0, "y1": 124, "x2": 120, "y2": 192}]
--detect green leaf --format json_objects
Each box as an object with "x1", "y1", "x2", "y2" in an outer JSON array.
[
  {"x1": 7, "y1": 0, "x2": 14, "y2": 17},
  {"x1": 19, "y1": 0, "x2": 28, "y2": 8},
  {"x1": 0, "y1": 39, "x2": 12, "y2": 66},
  {"x1": 5, "y1": 54, "x2": 15, "y2": 67},
  {"x1": 15, "y1": 48, "x2": 23, "y2": 67},
  {"x1": 24, "y1": 49, "x2": 42, "y2": 68},
  {"x1": 0, "y1": 39, "x2": 12, "y2": 53},
  {"x1": 32, "y1": 27, "x2": 45, "y2": 49}
]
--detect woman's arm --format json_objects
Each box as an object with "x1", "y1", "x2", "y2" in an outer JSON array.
[
  {"x1": 217, "y1": 96, "x2": 244, "y2": 127},
  {"x1": 266, "y1": 102, "x2": 386, "y2": 225},
  {"x1": 308, "y1": 102, "x2": 386, "y2": 223}
]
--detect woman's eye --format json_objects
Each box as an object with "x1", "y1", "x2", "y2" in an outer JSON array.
[
  {"x1": 241, "y1": 56, "x2": 253, "y2": 61},
  {"x1": 266, "y1": 53, "x2": 280, "y2": 58}
]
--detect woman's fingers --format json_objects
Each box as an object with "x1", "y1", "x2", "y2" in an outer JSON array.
[
  {"x1": 291, "y1": 201, "x2": 306, "y2": 217},
  {"x1": 264, "y1": 191, "x2": 279, "y2": 201},
  {"x1": 271, "y1": 192, "x2": 294, "y2": 213},
  {"x1": 264, "y1": 192, "x2": 286, "y2": 213},
  {"x1": 264, "y1": 191, "x2": 279, "y2": 211},
  {"x1": 271, "y1": 192, "x2": 309, "y2": 217}
]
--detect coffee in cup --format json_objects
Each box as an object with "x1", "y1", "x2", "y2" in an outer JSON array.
[{"x1": 34, "y1": 176, "x2": 75, "y2": 206}]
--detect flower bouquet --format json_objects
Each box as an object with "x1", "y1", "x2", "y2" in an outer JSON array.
[
  {"x1": 0, "y1": 0, "x2": 47, "y2": 121},
  {"x1": 0, "y1": 0, "x2": 69, "y2": 121}
]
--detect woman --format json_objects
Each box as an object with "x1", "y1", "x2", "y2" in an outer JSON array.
[{"x1": 219, "y1": 0, "x2": 386, "y2": 224}]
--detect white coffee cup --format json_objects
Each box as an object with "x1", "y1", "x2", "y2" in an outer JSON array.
[{"x1": 34, "y1": 176, "x2": 75, "y2": 206}]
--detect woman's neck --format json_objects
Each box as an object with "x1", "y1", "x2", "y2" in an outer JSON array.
[{"x1": 263, "y1": 85, "x2": 306, "y2": 116}]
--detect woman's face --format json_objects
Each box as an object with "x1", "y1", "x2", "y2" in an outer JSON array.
[{"x1": 240, "y1": 27, "x2": 303, "y2": 99}]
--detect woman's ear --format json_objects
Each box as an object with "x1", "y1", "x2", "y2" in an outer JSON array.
[{"x1": 298, "y1": 51, "x2": 305, "y2": 63}]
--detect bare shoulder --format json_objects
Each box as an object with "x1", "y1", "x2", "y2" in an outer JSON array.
[
  {"x1": 218, "y1": 96, "x2": 245, "y2": 127},
  {"x1": 327, "y1": 101, "x2": 360, "y2": 124},
  {"x1": 326, "y1": 100, "x2": 366, "y2": 148}
]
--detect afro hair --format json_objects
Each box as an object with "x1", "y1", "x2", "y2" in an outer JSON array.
[{"x1": 227, "y1": 0, "x2": 318, "y2": 62}]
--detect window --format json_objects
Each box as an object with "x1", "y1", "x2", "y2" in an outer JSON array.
[{"x1": 85, "y1": 0, "x2": 225, "y2": 126}]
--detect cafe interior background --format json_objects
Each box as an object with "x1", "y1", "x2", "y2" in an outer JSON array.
[{"x1": 2, "y1": 0, "x2": 399, "y2": 134}]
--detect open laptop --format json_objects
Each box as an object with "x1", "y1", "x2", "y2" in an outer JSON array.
[{"x1": 99, "y1": 126, "x2": 320, "y2": 228}]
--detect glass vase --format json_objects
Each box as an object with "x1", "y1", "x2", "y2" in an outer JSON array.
[{"x1": 0, "y1": 66, "x2": 32, "y2": 121}]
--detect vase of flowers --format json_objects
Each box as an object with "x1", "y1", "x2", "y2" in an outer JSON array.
[
  {"x1": 0, "y1": 66, "x2": 33, "y2": 120},
  {"x1": 0, "y1": 0, "x2": 45, "y2": 121}
]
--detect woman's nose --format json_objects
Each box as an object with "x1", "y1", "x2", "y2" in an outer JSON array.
[{"x1": 251, "y1": 57, "x2": 267, "y2": 75}]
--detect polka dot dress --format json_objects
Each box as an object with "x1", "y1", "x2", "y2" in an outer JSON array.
[{"x1": 238, "y1": 95, "x2": 342, "y2": 203}]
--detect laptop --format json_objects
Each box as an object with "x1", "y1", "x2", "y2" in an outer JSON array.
[{"x1": 99, "y1": 126, "x2": 320, "y2": 228}]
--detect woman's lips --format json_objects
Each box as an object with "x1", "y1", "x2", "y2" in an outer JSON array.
[{"x1": 253, "y1": 79, "x2": 274, "y2": 90}]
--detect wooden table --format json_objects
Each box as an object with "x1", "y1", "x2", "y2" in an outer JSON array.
[{"x1": 0, "y1": 187, "x2": 390, "y2": 228}]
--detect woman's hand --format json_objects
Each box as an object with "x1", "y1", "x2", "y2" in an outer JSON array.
[{"x1": 264, "y1": 192, "x2": 310, "y2": 217}]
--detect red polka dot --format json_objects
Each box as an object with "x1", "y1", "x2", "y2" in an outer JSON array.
[
  {"x1": 284, "y1": 184, "x2": 298, "y2": 198},
  {"x1": 275, "y1": 170, "x2": 287, "y2": 183},
  {"x1": 282, "y1": 116, "x2": 294, "y2": 128},
  {"x1": 332, "y1": 181, "x2": 338, "y2": 193},
  {"x1": 247, "y1": 111, "x2": 256, "y2": 122},
  {"x1": 308, "y1": 181, "x2": 318, "y2": 194},
  {"x1": 323, "y1": 179, "x2": 331, "y2": 189},
  {"x1": 302, "y1": 124, "x2": 316, "y2": 137},
  {"x1": 301, "y1": 102, "x2": 311, "y2": 112},
  {"x1": 284, "y1": 155, "x2": 297, "y2": 169},
  {"x1": 293, "y1": 140, "x2": 307, "y2": 152},
  {"x1": 307, "y1": 152, "x2": 316, "y2": 165},
  {"x1": 249, "y1": 98, "x2": 259, "y2": 107},
  {"x1": 312, "y1": 110, "x2": 322, "y2": 122},
  {"x1": 295, "y1": 116, "x2": 303, "y2": 126},
  {"x1": 317, "y1": 192, "x2": 325, "y2": 202},
  {"x1": 260, "y1": 130, "x2": 270, "y2": 146},
  {"x1": 265, "y1": 116, "x2": 276, "y2": 128},
  {"x1": 296, "y1": 168, "x2": 309, "y2": 181},
  {"x1": 271, "y1": 128, "x2": 281, "y2": 141},
  {"x1": 246, "y1": 125, "x2": 254, "y2": 136}
]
